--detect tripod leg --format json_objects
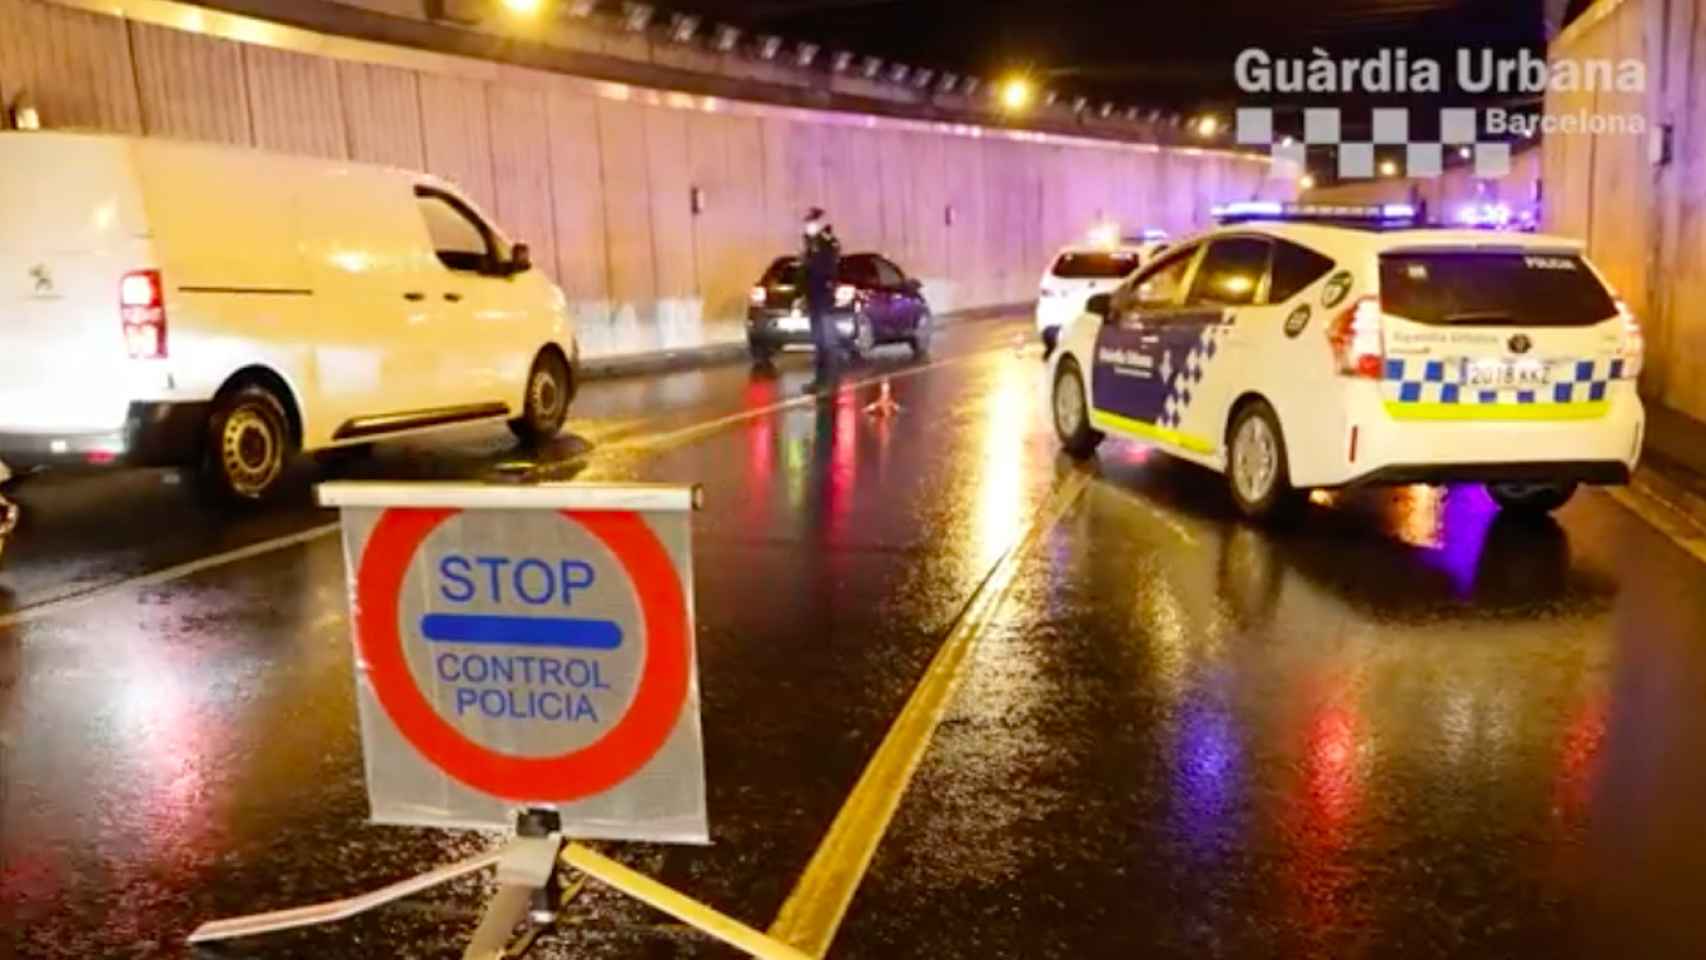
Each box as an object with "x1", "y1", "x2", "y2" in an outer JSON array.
[
  {"x1": 461, "y1": 883, "x2": 533, "y2": 960},
  {"x1": 187, "y1": 847, "x2": 505, "y2": 944}
]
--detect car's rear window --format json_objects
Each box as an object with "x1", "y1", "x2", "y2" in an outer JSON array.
[
  {"x1": 1379, "y1": 252, "x2": 1619, "y2": 327},
  {"x1": 1052, "y1": 252, "x2": 1142, "y2": 279},
  {"x1": 761, "y1": 257, "x2": 801, "y2": 286}
]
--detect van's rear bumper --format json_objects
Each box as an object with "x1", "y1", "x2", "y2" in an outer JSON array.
[{"x1": 0, "y1": 402, "x2": 209, "y2": 469}]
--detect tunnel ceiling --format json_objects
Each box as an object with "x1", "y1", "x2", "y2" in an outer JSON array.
[{"x1": 668, "y1": 0, "x2": 1547, "y2": 112}]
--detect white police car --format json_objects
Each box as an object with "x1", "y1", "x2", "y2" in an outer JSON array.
[
  {"x1": 1048, "y1": 203, "x2": 1645, "y2": 520},
  {"x1": 1036, "y1": 232, "x2": 1169, "y2": 344}
]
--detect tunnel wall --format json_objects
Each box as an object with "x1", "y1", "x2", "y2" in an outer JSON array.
[
  {"x1": 1301, "y1": 147, "x2": 1542, "y2": 221},
  {"x1": 0, "y1": 0, "x2": 1283, "y2": 360},
  {"x1": 1544, "y1": 0, "x2": 1704, "y2": 421}
]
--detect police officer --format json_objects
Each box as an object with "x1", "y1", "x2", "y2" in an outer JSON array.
[{"x1": 801, "y1": 207, "x2": 842, "y2": 394}]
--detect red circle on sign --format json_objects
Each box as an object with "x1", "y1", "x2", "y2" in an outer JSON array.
[{"x1": 355, "y1": 508, "x2": 689, "y2": 802}]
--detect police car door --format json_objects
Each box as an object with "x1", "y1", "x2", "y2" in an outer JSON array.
[
  {"x1": 1091, "y1": 243, "x2": 1204, "y2": 439},
  {"x1": 1165, "y1": 236, "x2": 1276, "y2": 455}
]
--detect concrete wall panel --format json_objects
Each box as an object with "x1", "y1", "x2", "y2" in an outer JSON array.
[
  {"x1": 488, "y1": 84, "x2": 558, "y2": 279},
  {"x1": 643, "y1": 105, "x2": 698, "y2": 352},
  {"x1": 594, "y1": 97, "x2": 658, "y2": 348},
  {"x1": 687, "y1": 111, "x2": 768, "y2": 340},
  {"x1": 0, "y1": 0, "x2": 141, "y2": 133},
  {"x1": 545, "y1": 84, "x2": 611, "y2": 327},
  {"x1": 244, "y1": 44, "x2": 347, "y2": 160},
  {"x1": 129, "y1": 20, "x2": 251, "y2": 145},
  {"x1": 418, "y1": 72, "x2": 496, "y2": 212},
  {"x1": 337, "y1": 61, "x2": 424, "y2": 169}
]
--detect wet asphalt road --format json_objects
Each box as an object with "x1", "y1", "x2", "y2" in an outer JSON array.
[{"x1": 4, "y1": 315, "x2": 1706, "y2": 958}]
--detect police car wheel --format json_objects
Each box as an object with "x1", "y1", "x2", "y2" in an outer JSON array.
[
  {"x1": 203, "y1": 384, "x2": 293, "y2": 504},
  {"x1": 1227, "y1": 402, "x2": 1298, "y2": 521},
  {"x1": 1053, "y1": 359, "x2": 1102, "y2": 459},
  {"x1": 509, "y1": 350, "x2": 573, "y2": 444},
  {"x1": 1488, "y1": 480, "x2": 1577, "y2": 515}
]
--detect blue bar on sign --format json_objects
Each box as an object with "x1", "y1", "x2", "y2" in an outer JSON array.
[{"x1": 420, "y1": 613, "x2": 623, "y2": 650}]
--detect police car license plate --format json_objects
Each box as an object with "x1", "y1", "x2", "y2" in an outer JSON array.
[
  {"x1": 1462, "y1": 358, "x2": 1553, "y2": 389},
  {"x1": 779, "y1": 312, "x2": 808, "y2": 332}
]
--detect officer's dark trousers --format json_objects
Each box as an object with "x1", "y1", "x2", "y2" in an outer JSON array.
[{"x1": 808, "y1": 298, "x2": 839, "y2": 383}]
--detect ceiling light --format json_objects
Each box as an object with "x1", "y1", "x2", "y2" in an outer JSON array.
[
  {"x1": 621, "y1": 2, "x2": 652, "y2": 32},
  {"x1": 668, "y1": 13, "x2": 698, "y2": 43}
]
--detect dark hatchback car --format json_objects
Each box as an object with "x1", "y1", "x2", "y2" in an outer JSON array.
[{"x1": 746, "y1": 252, "x2": 933, "y2": 363}]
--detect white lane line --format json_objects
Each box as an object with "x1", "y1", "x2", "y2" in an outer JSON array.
[
  {"x1": 1095, "y1": 482, "x2": 1199, "y2": 546},
  {"x1": 767, "y1": 468, "x2": 1092, "y2": 958},
  {"x1": 0, "y1": 347, "x2": 998, "y2": 628},
  {"x1": 0, "y1": 522, "x2": 341, "y2": 630},
  {"x1": 1606, "y1": 484, "x2": 1706, "y2": 567},
  {"x1": 602, "y1": 352, "x2": 978, "y2": 454}
]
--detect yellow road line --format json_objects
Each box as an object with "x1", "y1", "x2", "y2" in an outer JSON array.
[
  {"x1": 767, "y1": 469, "x2": 1092, "y2": 957},
  {"x1": 562, "y1": 843, "x2": 812, "y2": 960}
]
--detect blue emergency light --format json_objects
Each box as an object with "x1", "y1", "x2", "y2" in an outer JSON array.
[{"x1": 1211, "y1": 201, "x2": 1419, "y2": 227}]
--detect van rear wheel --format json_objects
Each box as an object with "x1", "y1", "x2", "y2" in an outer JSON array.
[
  {"x1": 203, "y1": 384, "x2": 293, "y2": 503},
  {"x1": 510, "y1": 350, "x2": 573, "y2": 445}
]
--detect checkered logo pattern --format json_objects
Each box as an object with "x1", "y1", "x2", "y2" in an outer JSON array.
[
  {"x1": 1157, "y1": 324, "x2": 1230, "y2": 429},
  {"x1": 1238, "y1": 107, "x2": 1512, "y2": 180},
  {"x1": 1382, "y1": 356, "x2": 1631, "y2": 407}
]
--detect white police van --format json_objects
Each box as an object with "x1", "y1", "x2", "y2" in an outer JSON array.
[{"x1": 1048, "y1": 203, "x2": 1646, "y2": 520}]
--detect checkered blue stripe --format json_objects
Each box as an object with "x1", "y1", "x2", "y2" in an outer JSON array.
[
  {"x1": 1156, "y1": 325, "x2": 1228, "y2": 429},
  {"x1": 1382, "y1": 356, "x2": 1630, "y2": 406}
]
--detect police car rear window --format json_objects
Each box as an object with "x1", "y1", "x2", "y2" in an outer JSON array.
[
  {"x1": 1052, "y1": 252, "x2": 1142, "y2": 279},
  {"x1": 1378, "y1": 253, "x2": 1618, "y2": 327}
]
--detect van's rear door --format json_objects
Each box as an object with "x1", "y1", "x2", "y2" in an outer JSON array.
[
  {"x1": 1377, "y1": 247, "x2": 1630, "y2": 418},
  {"x1": 0, "y1": 133, "x2": 152, "y2": 435}
]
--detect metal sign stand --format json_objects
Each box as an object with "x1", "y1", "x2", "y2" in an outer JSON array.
[
  {"x1": 188, "y1": 806, "x2": 811, "y2": 960},
  {"x1": 188, "y1": 809, "x2": 565, "y2": 960}
]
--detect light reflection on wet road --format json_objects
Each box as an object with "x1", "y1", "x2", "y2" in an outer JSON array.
[{"x1": 4, "y1": 317, "x2": 1706, "y2": 958}]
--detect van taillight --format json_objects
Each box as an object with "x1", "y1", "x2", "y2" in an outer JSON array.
[
  {"x1": 1327, "y1": 295, "x2": 1384, "y2": 378},
  {"x1": 120, "y1": 270, "x2": 167, "y2": 359}
]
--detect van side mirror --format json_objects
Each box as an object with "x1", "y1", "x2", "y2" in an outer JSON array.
[
  {"x1": 508, "y1": 243, "x2": 533, "y2": 275},
  {"x1": 1086, "y1": 293, "x2": 1112, "y2": 319},
  {"x1": 903, "y1": 277, "x2": 922, "y2": 294}
]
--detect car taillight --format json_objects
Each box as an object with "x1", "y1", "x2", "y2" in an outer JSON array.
[
  {"x1": 1615, "y1": 298, "x2": 1644, "y2": 374},
  {"x1": 749, "y1": 285, "x2": 767, "y2": 306},
  {"x1": 120, "y1": 269, "x2": 167, "y2": 359},
  {"x1": 1326, "y1": 295, "x2": 1383, "y2": 378},
  {"x1": 834, "y1": 283, "x2": 857, "y2": 308}
]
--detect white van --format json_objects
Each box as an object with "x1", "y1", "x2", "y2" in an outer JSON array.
[{"x1": 0, "y1": 132, "x2": 578, "y2": 502}]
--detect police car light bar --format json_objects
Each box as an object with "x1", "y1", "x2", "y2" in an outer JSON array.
[{"x1": 1212, "y1": 201, "x2": 1418, "y2": 224}]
